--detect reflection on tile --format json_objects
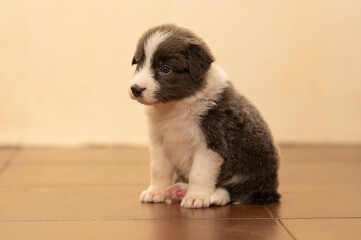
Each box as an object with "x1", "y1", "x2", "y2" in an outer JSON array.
[
  {"x1": 0, "y1": 165, "x2": 150, "y2": 186},
  {"x1": 282, "y1": 218, "x2": 361, "y2": 240},
  {"x1": 0, "y1": 219, "x2": 292, "y2": 240},
  {"x1": 13, "y1": 148, "x2": 150, "y2": 165},
  {"x1": 267, "y1": 184, "x2": 361, "y2": 218},
  {"x1": 0, "y1": 186, "x2": 270, "y2": 221}
]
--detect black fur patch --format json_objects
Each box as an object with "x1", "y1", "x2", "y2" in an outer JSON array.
[{"x1": 200, "y1": 85, "x2": 281, "y2": 204}]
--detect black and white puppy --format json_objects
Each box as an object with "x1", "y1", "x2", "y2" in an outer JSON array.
[{"x1": 129, "y1": 24, "x2": 280, "y2": 208}]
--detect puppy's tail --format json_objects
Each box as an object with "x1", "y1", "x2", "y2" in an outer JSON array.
[
  {"x1": 234, "y1": 191, "x2": 281, "y2": 205},
  {"x1": 246, "y1": 191, "x2": 281, "y2": 205}
]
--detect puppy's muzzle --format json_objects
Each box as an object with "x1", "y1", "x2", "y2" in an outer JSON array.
[{"x1": 131, "y1": 84, "x2": 146, "y2": 97}]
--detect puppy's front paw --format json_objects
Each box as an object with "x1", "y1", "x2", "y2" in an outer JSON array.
[
  {"x1": 140, "y1": 188, "x2": 166, "y2": 203},
  {"x1": 180, "y1": 193, "x2": 211, "y2": 208},
  {"x1": 210, "y1": 188, "x2": 230, "y2": 206}
]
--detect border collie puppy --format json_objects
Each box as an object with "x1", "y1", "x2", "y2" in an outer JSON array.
[{"x1": 129, "y1": 24, "x2": 280, "y2": 208}]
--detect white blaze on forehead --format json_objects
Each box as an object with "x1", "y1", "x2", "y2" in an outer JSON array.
[
  {"x1": 130, "y1": 30, "x2": 170, "y2": 104},
  {"x1": 143, "y1": 31, "x2": 171, "y2": 68}
]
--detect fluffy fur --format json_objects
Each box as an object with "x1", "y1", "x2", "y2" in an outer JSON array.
[{"x1": 130, "y1": 24, "x2": 280, "y2": 208}]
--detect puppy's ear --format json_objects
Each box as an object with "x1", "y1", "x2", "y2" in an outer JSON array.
[{"x1": 187, "y1": 41, "x2": 214, "y2": 81}]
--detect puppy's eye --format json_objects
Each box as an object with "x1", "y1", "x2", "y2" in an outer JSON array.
[{"x1": 160, "y1": 65, "x2": 171, "y2": 74}]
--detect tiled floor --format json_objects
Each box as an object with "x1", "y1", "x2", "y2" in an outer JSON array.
[{"x1": 0, "y1": 146, "x2": 360, "y2": 240}]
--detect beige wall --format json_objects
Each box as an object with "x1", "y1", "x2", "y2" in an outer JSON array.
[{"x1": 0, "y1": 0, "x2": 360, "y2": 146}]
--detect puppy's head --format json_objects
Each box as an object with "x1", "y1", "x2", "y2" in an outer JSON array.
[{"x1": 129, "y1": 24, "x2": 214, "y2": 105}]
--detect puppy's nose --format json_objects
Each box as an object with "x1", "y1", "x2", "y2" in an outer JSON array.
[{"x1": 131, "y1": 85, "x2": 146, "y2": 97}]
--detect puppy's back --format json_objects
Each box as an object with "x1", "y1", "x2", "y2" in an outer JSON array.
[{"x1": 200, "y1": 84, "x2": 280, "y2": 204}]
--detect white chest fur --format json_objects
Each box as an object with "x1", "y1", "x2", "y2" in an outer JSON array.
[{"x1": 147, "y1": 101, "x2": 206, "y2": 175}]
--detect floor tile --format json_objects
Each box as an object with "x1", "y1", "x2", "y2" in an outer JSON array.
[
  {"x1": 267, "y1": 184, "x2": 361, "y2": 218},
  {"x1": 0, "y1": 219, "x2": 292, "y2": 240},
  {"x1": 0, "y1": 186, "x2": 270, "y2": 221},
  {"x1": 282, "y1": 218, "x2": 361, "y2": 240},
  {"x1": 0, "y1": 164, "x2": 150, "y2": 186},
  {"x1": 1, "y1": 146, "x2": 360, "y2": 239},
  {"x1": 12, "y1": 148, "x2": 150, "y2": 165}
]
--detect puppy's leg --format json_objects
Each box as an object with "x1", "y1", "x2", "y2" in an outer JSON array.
[
  {"x1": 140, "y1": 142, "x2": 173, "y2": 203},
  {"x1": 181, "y1": 147, "x2": 223, "y2": 208}
]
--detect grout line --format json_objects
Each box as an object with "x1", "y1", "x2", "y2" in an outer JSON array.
[
  {"x1": 280, "y1": 217, "x2": 361, "y2": 220},
  {"x1": 0, "y1": 217, "x2": 274, "y2": 223},
  {"x1": 262, "y1": 205, "x2": 279, "y2": 220},
  {"x1": 1, "y1": 144, "x2": 360, "y2": 149},
  {"x1": 1, "y1": 216, "x2": 360, "y2": 223},
  {"x1": 264, "y1": 206, "x2": 298, "y2": 240},
  {"x1": 0, "y1": 184, "x2": 150, "y2": 188},
  {"x1": 0, "y1": 145, "x2": 147, "y2": 150},
  {"x1": 9, "y1": 162, "x2": 150, "y2": 166},
  {"x1": 277, "y1": 219, "x2": 298, "y2": 240},
  {"x1": 0, "y1": 148, "x2": 21, "y2": 176}
]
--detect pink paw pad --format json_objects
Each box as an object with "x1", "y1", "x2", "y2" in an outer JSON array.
[{"x1": 166, "y1": 184, "x2": 188, "y2": 203}]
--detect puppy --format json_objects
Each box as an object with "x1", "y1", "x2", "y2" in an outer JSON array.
[{"x1": 129, "y1": 24, "x2": 280, "y2": 208}]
